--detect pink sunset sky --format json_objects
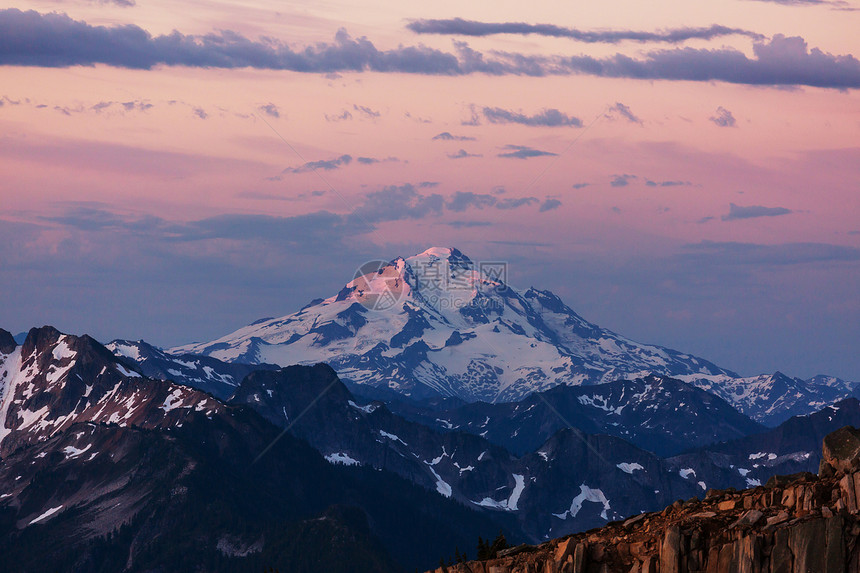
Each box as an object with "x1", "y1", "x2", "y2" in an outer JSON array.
[{"x1": 0, "y1": 0, "x2": 858, "y2": 380}]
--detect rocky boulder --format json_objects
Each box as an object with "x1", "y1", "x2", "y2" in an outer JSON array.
[{"x1": 821, "y1": 426, "x2": 860, "y2": 476}]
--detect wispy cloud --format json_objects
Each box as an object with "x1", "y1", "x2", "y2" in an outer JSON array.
[
  {"x1": 681, "y1": 241, "x2": 860, "y2": 265},
  {"x1": 482, "y1": 107, "x2": 582, "y2": 127},
  {"x1": 722, "y1": 203, "x2": 793, "y2": 220},
  {"x1": 407, "y1": 18, "x2": 763, "y2": 44},
  {"x1": 497, "y1": 145, "x2": 557, "y2": 159},
  {"x1": 287, "y1": 154, "x2": 353, "y2": 173},
  {"x1": 353, "y1": 104, "x2": 381, "y2": 119},
  {"x1": 710, "y1": 106, "x2": 737, "y2": 127},
  {"x1": 645, "y1": 179, "x2": 693, "y2": 187},
  {"x1": 433, "y1": 132, "x2": 475, "y2": 141},
  {"x1": 539, "y1": 199, "x2": 562, "y2": 212},
  {"x1": 608, "y1": 102, "x2": 642, "y2": 124},
  {"x1": 258, "y1": 103, "x2": 280, "y2": 118},
  {"x1": 447, "y1": 149, "x2": 483, "y2": 159},
  {"x1": 610, "y1": 174, "x2": 637, "y2": 187}
]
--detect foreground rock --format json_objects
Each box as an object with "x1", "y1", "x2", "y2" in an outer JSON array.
[{"x1": 429, "y1": 426, "x2": 860, "y2": 572}]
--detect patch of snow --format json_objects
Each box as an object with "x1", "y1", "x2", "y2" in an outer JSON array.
[
  {"x1": 347, "y1": 400, "x2": 378, "y2": 414},
  {"x1": 116, "y1": 363, "x2": 141, "y2": 378},
  {"x1": 28, "y1": 505, "x2": 63, "y2": 525},
  {"x1": 160, "y1": 388, "x2": 185, "y2": 413},
  {"x1": 325, "y1": 452, "x2": 360, "y2": 466},
  {"x1": 426, "y1": 464, "x2": 452, "y2": 497},
  {"x1": 379, "y1": 430, "x2": 407, "y2": 446},
  {"x1": 746, "y1": 478, "x2": 762, "y2": 487},
  {"x1": 679, "y1": 468, "x2": 696, "y2": 479},
  {"x1": 555, "y1": 485, "x2": 611, "y2": 520},
  {"x1": 63, "y1": 444, "x2": 92, "y2": 459},
  {"x1": 616, "y1": 462, "x2": 644, "y2": 474},
  {"x1": 738, "y1": 468, "x2": 750, "y2": 477},
  {"x1": 698, "y1": 481, "x2": 707, "y2": 491}
]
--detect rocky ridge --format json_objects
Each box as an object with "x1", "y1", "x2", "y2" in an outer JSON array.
[{"x1": 429, "y1": 426, "x2": 860, "y2": 573}]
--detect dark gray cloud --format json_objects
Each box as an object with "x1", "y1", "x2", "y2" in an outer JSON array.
[
  {"x1": 418, "y1": 181, "x2": 439, "y2": 188},
  {"x1": 482, "y1": 106, "x2": 582, "y2": 127},
  {"x1": 288, "y1": 154, "x2": 353, "y2": 173},
  {"x1": 406, "y1": 18, "x2": 763, "y2": 44},
  {"x1": 432, "y1": 132, "x2": 475, "y2": 141},
  {"x1": 497, "y1": 145, "x2": 557, "y2": 159},
  {"x1": 192, "y1": 107, "x2": 208, "y2": 120},
  {"x1": 609, "y1": 102, "x2": 642, "y2": 124},
  {"x1": 2, "y1": 12, "x2": 859, "y2": 88},
  {"x1": 610, "y1": 174, "x2": 637, "y2": 187},
  {"x1": 258, "y1": 103, "x2": 280, "y2": 118},
  {"x1": 710, "y1": 106, "x2": 736, "y2": 127},
  {"x1": 681, "y1": 240, "x2": 860, "y2": 265},
  {"x1": 722, "y1": 203, "x2": 793, "y2": 220},
  {"x1": 447, "y1": 149, "x2": 483, "y2": 159},
  {"x1": 539, "y1": 198, "x2": 563, "y2": 212},
  {"x1": 571, "y1": 182, "x2": 591, "y2": 189},
  {"x1": 645, "y1": 179, "x2": 693, "y2": 187}
]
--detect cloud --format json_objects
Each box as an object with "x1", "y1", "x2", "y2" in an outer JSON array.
[
  {"x1": 432, "y1": 132, "x2": 475, "y2": 141},
  {"x1": 406, "y1": 18, "x2": 763, "y2": 44},
  {"x1": 356, "y1": 156, "x2": 399, "y2": 165},
  {"x1": 445, "y1": 191, "x2": 498, "y2": 211},
  {"x1": 258, "y1": 103, "x2": 280, "y2": 118},
  {"x1": 681, "y1": 241, "x2": 860, "y2": 265},
  {"x1": 447, "y1": 149, "x2": 482, "y2": 159},
  {"x1": 571, "y1": 182, "x2": 591, "y2": 189},
  {"x1": 645, "y1": 179, "x2": 693, "y2": 187},
  {"x1": 353, "y1": 104, "x2": 380, "y2": 118},
  {"x1": 288, "y1": 154, "x2": 352, "y2": 173},
  {"x1": 722, "y1": 203, "x2": 793, "y2": 220},
  {"x1": 744, "y1": 0, "x2": 856, "y2": 9},
  {"x1": 482, "y1": 106, "x2": 582, "y2": 127},
  {"x1": 2, "y1": 11, "x2": 858, "y2": 88},
  {"x1": 444, "y1": 191, "x2": 540, "y2": 211},
  {"x1": 444, "y1": 221, "x2": 493, "y2": 228},
  {"x1": 349, "y1": 184, "x2": 444, "y2": 223},
  {"x1": 497, "y1": 145, "x2": 557, "y2": 159},
  {"x1": 192, "y1": 107, "x2": 208, "y2": 120},
  {"x1": 610, "y1": 174, "x2": 637, "y2": 187},
  {"x1": 418, "y1": 181, "x2": 439, "y2": 188},
  {"x1": 608, "y1": 102, "x2": 642, "y2": 124},
  {"x1": 539, "y1": 198, "x2": 562, "y2": 212},
  {"x1": 325, "y1": 110, "x2": 352, "y2": 122},
  {"x1": 710, "y1": 106, "x2": 736, "y2": 127}
]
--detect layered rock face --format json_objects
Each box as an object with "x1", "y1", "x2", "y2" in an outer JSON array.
[{"x1": 431, "y1": 426, "x2": 860, "y2": 573}]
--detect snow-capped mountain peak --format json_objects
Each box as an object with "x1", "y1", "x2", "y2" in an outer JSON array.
[{"x1": 171, "y1": 247, "x2": 734, "y2": 402}]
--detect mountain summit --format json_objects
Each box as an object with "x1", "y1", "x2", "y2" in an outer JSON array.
[{"x1": 172, "y1": 247, "x2": 734, "y2": 401}]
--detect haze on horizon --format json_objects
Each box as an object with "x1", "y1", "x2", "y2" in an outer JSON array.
[{"x1": 0, "y1": 0, "x2": 858, "y2": 381}]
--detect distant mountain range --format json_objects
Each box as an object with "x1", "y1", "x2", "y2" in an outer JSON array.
[
  {"x1": 2, "y1": 249, "x2": 857, "y2": 571},
  {"x1": 170, "y1": 247, "x2": 856, "y2": 425}
]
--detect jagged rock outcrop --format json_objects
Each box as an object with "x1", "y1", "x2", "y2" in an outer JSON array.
[{"x1": 430, "y1": 426, "x2": 860, "y2": 573}]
